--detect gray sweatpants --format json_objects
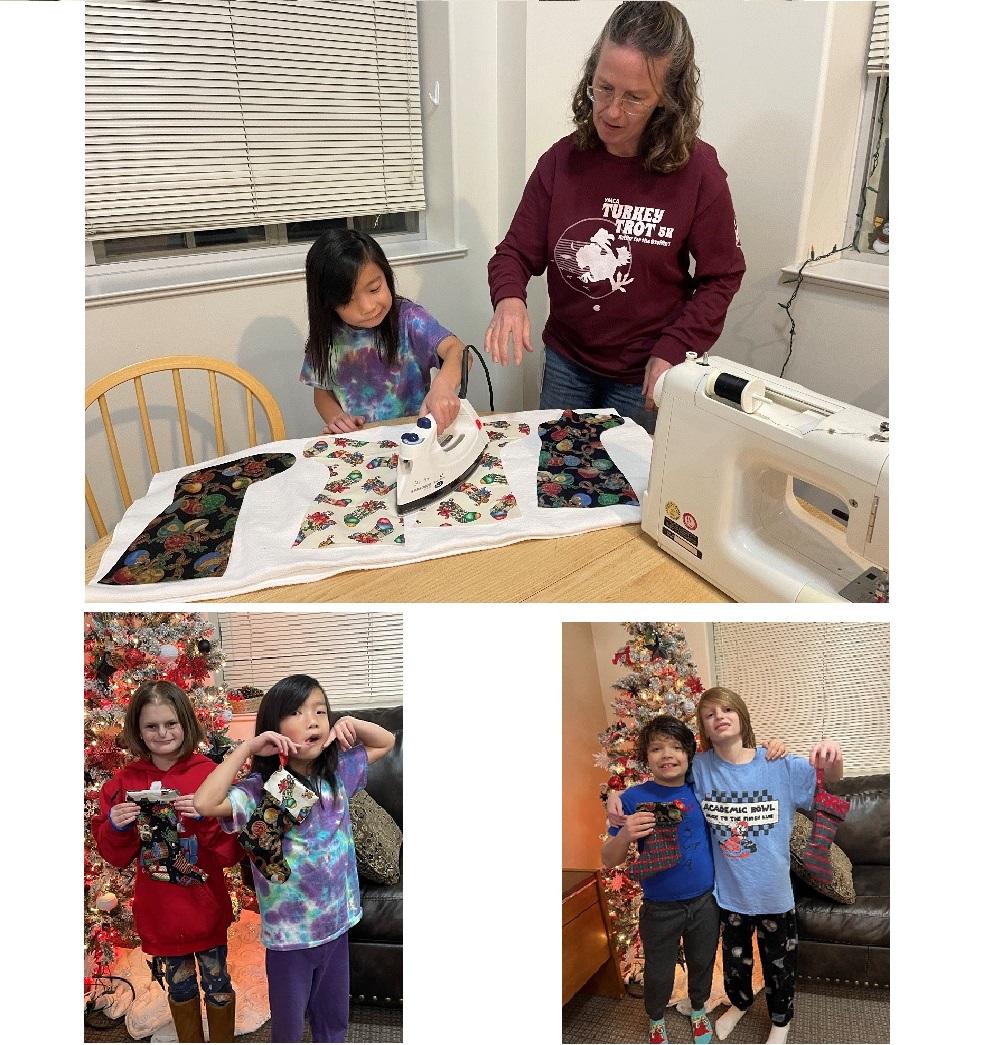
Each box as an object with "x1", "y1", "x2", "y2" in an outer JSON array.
[{"x1": 638, "y1": 890, "x2": 719, "y2": 1020}]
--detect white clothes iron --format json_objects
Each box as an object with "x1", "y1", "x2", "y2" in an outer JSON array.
[
  {"x1": 395, "y1": 397, "x2": 491, "y2": 514},
  {"x1": 640, "y1": 353, "x2": 889, "y2": 602}
]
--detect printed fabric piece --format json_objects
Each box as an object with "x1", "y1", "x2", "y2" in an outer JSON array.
[
  {"x1": 412, "y1": 419, "x2": 531, "y2": 528},
  {"x1": 136, "y1": 799, "x2": 208, "y2": 886},
  {"x1": 536, "y1": 410, "x2": 639, "y2": 508},
  {"x1": 294, "y1": 437, "x2": 403, "y2": 549},
  {"x1": 99, "y1": 453, "x2": 297, "y2": 584}
]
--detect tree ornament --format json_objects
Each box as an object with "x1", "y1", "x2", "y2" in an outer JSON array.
[{"x1": 197, "y1": 638, "x2": 212, "y2": 654}]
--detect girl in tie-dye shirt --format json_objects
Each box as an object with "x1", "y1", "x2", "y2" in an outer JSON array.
[
  {"x1": 302, "y1": 229, "x2": 467, "y2": 435},
  {"x1": 194, "y1": 674, "x2": 396, "y2": 1043}
]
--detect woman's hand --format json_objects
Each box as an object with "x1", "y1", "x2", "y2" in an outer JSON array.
[
  {"x1": 419, "y1": 385, "x2": 461, "y2": 434},
  {"x1": 247, "y1": 731, "x2": 300, "y2": 760},
  {"x1": 642, "y1": 356, "x2": 673, "y2": 410},
  {"x1": 605, "y1": 789, "x2": 627, "y2": 829},
  {"x1": 322, "y1": 412, "x2": 366, "y2": 435},
  {"x1": 764, "y1": 737, "x2": 788, "y2": 760},
  {"x1": 109, "y1": 801, "x2": 140, "y2": 829},
  {"x1": 328, "y1": 716, "x2": 359, "y2": 752},
  {"x1": 621, "y1": 810, "x2": 656, "y2": 841},
  {"x1": 483, "y1": 297, "x2": 532, "y2": 366}
]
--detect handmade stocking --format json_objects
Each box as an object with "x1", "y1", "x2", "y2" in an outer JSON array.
[
  {"x1": 628, "y1": 801, "x2": 685, "y2": 882},
  {"x1": 100, "y1": 452, "x2": 297, "y2": 584},
  {"x1": 136, "y1": 800, "x2": 208, "y2": 885},
  {"x1": 801, "y1": 767, "x2": 850, "y2": 883},
  {"x1": 239, "y1": 762, "x2": 318, "y2": 883}
]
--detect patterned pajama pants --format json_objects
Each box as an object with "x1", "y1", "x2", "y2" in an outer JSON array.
[{"x1": 720, "y1": 909, "x2": 798, "y2": 1027}]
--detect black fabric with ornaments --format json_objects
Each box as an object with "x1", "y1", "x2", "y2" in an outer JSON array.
[{"x1": 720, "y1": 908, "x2": 798, "y2": 1027}]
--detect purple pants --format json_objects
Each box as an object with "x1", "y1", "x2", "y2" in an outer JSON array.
[{"x1": 265, "y1": 932, "x2": 350, "y2": 1042}]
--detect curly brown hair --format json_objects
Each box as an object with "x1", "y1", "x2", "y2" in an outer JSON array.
[{"x1": 571, "y1": 1, "x2": 701, "y2": 174}]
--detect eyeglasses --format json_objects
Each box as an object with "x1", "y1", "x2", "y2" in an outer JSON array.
[{"x1": 586, "y1": 84, "x2": 653, "y2": 118}]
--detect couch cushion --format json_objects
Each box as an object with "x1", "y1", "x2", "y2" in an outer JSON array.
[
  {"x1": 795, "y1": 865, "x2": 889, "y2": 948},
  {"x1": 790, "y1": 812, "x2": 855, "y2": 903},
  {"x1": 351, "y1": 876, "x2": 403, "y2": 943},
  {"x1": 339, "y1": 706, "x2": 403, "y2": 828},
  {"x1": 350, "y1": 789, "x2": 402, "y2": 884},
  {"x1": 829, "y1": 774, "x2": 889, "y2": 866}
]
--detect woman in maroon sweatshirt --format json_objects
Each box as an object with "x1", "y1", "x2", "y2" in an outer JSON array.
[
  {"x1": 486, "y1": 1, "x2": 745, "y2": 432},
  {"x1": 93, "y1": 681, "x2": 244, "y2": 1041}
]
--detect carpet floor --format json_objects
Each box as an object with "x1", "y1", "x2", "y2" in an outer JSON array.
[
  {"x1": 83, "y1": 1002, "x2": 402, "y2": 1042},
  {"x1": 562, "y1": 979, "x2": 889, "y2": 1044}
]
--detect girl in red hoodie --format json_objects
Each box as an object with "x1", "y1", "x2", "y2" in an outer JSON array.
[{"x1": 93, "y1": 681, "x2": 243, "y2": 1042}]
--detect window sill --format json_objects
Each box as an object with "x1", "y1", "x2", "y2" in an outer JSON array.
[
  {"x1": 780, "y1": 255, "x2": 889, "y2": 299},
  {"x1": 85, "y1": 240, "x2": 468, "y2": 307}
]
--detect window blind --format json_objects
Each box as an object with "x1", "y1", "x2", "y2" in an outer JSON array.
[
  {"x1": 85, "y1": 0, "x2": 426, "y2": 239},
  {"x1": 711, "y1": 622, "x2": 889, "y2": 776},
  {"x1": 217, "y1": 612, "x2": 402, "y2": 709},
  {"x1": 867, "y1": 1, "x2": 889, "y2": 76}
]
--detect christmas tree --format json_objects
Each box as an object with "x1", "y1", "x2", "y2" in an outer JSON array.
[
  {"x1": 83, "y1": 613, "x2": 246, "y2": 989},
  {"x1": 594, "y1": 623, "x2": 704, "y2": 983}
]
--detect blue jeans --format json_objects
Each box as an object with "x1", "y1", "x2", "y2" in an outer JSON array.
[
  {"x1": 158, "y1": 945, "x2": 233, "y2": 1006},
  {"x1": 539, "y1": 346, "x2": 657, "y2": 434}
]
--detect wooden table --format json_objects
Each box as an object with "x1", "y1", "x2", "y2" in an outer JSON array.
[
  {"x1": 85, "y1": 523, "x2": 728, "y2": 602},
  {"x1": 562, "y1": 868, "x2": 624, "y2": 1005}
]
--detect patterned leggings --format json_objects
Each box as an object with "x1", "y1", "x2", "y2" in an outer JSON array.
[
  {"x1": 156, "y1": 944, "x2": 234, "y2": 1006},
  {"x1": 720, "y1": 909, "x2": 798, "y2": 1027}
]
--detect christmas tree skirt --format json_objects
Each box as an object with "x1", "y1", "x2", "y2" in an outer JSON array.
[
  {"x1": 93, "y1": 911, "x2": 269, "y2": 1040},
  {"x1": 87, "y1": 409, "x2": 653, "y2": 602}
]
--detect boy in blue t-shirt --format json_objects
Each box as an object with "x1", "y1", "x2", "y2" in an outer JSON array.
[{"x1": 602, "y1": 716, "x2": 716, "y2": 1045}]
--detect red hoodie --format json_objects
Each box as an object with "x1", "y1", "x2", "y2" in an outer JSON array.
[
  {"x1": 93, "y1": 752, "x2": 243, "y2": 956},
  {"x1": 488, "y1": 135, "x2": 745, "y2": 382}
]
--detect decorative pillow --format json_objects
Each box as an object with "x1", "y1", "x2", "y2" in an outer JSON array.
[
  {"x1": 790, "y1": 812, "x2": 856, "y2": 903},
  {"x1": 349, "y1": 790, "x2": 402, "y2": 885}
]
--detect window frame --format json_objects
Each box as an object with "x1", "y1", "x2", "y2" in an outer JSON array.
[{"x1": 841, "y1": 70, "x2": 889, "y2": 268}]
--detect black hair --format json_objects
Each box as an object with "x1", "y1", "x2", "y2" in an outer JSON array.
[
  {"x1": 252, "y1": 674, "x2": 338, "y2": 798},
  {"x1": 636, "y1": 714, "x2": 697, "y2": 768},
  {"x1": 304, "y1": 229, "x2": 401, "y2": 386}
]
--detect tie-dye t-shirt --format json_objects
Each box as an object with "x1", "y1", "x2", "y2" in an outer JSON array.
[
  {"x1": 299, "y1": 298, "x2": 452, "y2": 422},
  {"x1": 223, "y1": 745, "x2": 368, "y2": 950}
]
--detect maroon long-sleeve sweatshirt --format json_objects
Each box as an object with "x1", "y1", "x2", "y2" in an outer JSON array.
[{"x1": 488, "y1": 135, "x2": 745, "y2": 383}]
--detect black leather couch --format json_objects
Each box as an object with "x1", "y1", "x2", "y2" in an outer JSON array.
[
  {"x1": 794, "y1": 773, "x2": 889, "y2": 986},
  {"x1": 343, "y1": 705, "x2": 403, "y2": 1005}
]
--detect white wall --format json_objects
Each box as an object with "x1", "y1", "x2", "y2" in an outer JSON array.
[{"x1": 86, "y1": 0, "x2": 888, "y2": 538}]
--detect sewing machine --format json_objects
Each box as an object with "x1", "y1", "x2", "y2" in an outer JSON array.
[{"x1": 640, "y1": 354, "x2": 889, "y2": 602}]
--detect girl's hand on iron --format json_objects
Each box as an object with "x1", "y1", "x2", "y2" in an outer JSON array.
[
  {"x1": 484, "y1": 297, "x2": 532, "y2": 366},
  {"x1": 248, "y1": 731, "x2": 300, "y2": 759},
  {"x1": 642, "y1": 356, "x2": 673, "y2": 410},
  {"x1": 328, "y1": 716, "x2": 359, "y2": 751},
  {"x1": 763, "y1": 737, "x2": 788, "y2": 760},
  {"x1": 606, "y1": 789, "x2": 627, "y2": 828},
  {"x1": 322, "y1": 412, "x2": 366, "y2": 435},
  {"x1": 420, "y1": 388, "x2": 461, "y2": 434},
  {"x1": 173, "y1": 794, "x2": 200, "y2": 818},
  {"x1": 109, "y1": 801, "x2": 140, "y2": 829},
  {"x1": 622, "y1": 810, "x2": 656, "y2": 840},
  {"x1": 809, "y1": 741, "x2": 843, "y2": 770}
]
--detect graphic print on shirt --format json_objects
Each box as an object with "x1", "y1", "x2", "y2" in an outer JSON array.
[
  {"x1": 700, "y1": 788, "x2": 780, "y2": 859},
  {"x1": 99, "y1": 452, "x2": 297, "y2": 584},
  {"x1": 553, "y1": 201, "x2": 675, "y2": 303},
  {"x1": 293, "y1": 437, "x2": 404, "y2": 549},
  {"x1": 537, "y1": 410, "x2": 639, "y2": 508},
  {"x1": 411, "y1": 420, "x2": 531, "y2": 528}
]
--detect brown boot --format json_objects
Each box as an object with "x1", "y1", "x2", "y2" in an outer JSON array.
[
  {"x1": 168, "y1": 995, "x2": 205, "y2": 1042},
  {"x1": 205, "y1": 993, "x2": 236, "y2": 1042}
]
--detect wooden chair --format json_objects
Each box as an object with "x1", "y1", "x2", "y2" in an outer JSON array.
[{"x1": 86, "y1": 355, "x2": 286, "y2": 540}]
